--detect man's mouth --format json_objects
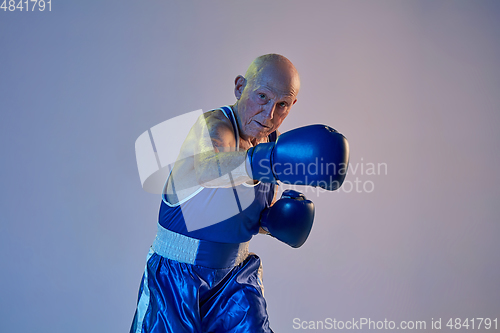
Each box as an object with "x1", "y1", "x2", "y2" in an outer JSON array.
[{"x1": 254, "y1": 121, "x2": 270, "y2": 129}]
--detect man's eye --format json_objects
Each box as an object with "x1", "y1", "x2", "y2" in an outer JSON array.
[
  {"x1": 259, "y1": 94, "x2": 266, "y2": 99},
  {"x1": 279, "y1": 102, "x2": 287, "y2": 108}
]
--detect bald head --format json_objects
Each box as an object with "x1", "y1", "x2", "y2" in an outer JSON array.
[{"x1": 244, "y1": 54, "x2": 300, "y2": 94}]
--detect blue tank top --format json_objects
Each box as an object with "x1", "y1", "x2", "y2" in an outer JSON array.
[{"x1": 158, "y1": 106, "x2": 277, "y2": 243}]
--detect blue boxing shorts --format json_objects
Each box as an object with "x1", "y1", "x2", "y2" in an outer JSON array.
[{"x1": 130, "y1": 224, "x2": 274, "y2": 333}]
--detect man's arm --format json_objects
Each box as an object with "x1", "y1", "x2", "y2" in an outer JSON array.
[
  {"x1": 193, "y1": 111, "x2": 252, "y2": 188},
  {"x1": 258, "y1": 129, "x2": 280, "y2": 234},
  {"x1": 258, "y1": 184, "x2": 279, "y2": 234}
]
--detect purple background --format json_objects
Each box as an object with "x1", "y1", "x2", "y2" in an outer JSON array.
[{"x1": 1, "y1": 1, "x2": 499, "y2": 332}]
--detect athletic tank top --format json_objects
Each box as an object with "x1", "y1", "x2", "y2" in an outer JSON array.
[{"x1": 158, "y1": 106, "x2": 277, "y2": 243}]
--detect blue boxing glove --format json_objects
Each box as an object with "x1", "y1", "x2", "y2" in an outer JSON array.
[
  {"x1": 260, "y1": 189, "x2": 315, "y2": 248},
  {"x1": 246, "y1": 124, "x2": 349, "y2": 191}
]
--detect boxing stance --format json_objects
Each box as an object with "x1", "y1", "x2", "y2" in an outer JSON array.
[{"x1": 130, "y1": 54, "x2": 349, "y2": 333}]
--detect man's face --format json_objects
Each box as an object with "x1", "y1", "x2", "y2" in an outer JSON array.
[{"x1": 235, "y1": 64, "x2": 299, "y2": 141}]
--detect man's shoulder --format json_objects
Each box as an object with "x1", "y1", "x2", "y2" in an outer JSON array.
[
  {"x1": 189, "y1": 107, "x2": 237, "y2": 149},
  {"x1": 200, "y1": 108, "x2": 234, "y2": 136}
]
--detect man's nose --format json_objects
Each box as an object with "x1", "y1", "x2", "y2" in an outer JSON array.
[{"x1": 263, "y1": 102, "x2": 276, "y2": 120}]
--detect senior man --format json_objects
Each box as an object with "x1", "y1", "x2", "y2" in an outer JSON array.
[{"x1": 131, "y1": 54, "x2": 349, "y2": 333}]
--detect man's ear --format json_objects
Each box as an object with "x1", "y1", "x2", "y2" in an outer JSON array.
[{"x1": 234, "y1": 75, "x2": 246, "y2": 100}]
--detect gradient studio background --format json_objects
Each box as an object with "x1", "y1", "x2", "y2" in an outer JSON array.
[{"x1": 1, "y1": 1, "x2": 499, "y2": 332}]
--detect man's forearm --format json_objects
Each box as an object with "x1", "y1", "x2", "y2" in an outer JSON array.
[{"x1": 195, "y1": 150, "x2": 252, "y2": 188}]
